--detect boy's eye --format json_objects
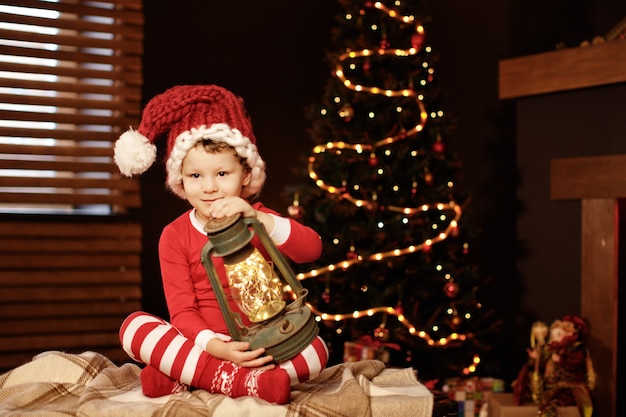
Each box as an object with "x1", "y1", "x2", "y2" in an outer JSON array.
[
  {"x1": 191, "y1": 173, "x2": 200, "y2": 179},
  {"x1": 217, "y1": 171, "x2": 227, "y2": 177}
]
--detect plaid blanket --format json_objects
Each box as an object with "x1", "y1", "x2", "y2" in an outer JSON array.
[{"x1": 0, "y1": 351, "x2": 433, "y2": 417}]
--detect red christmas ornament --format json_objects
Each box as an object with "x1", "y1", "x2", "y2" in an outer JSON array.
[
  {"x1": 363, "y1": 58, "x2": 371, "y2": 73},
  {"x1": 424, "y1": 171, "x2": 434, "y2": 186},
  {"x1": 444, "y1": 281, "x2": 460, "y2": 298},
  {"x1": 368, "y1": 154, "x2": 379, "y2": 167},
  {"x1": 422, "y1": 243, "x2": 432, "y2": 253},
  {"x1": 433, "y1": 140, "x2": 445, "y2": 153},
  {"x1": 287, "y1": 204, "x2": 303, "y2": 219},
  {"x1": 347, "y1": 250, "x2": 358, "y2": 260},
  {"x1": 395, "y1": 302, "x2": 404, "y2": 315},
  {"x1": 380, "y1": 38, "x2": 390, "y2": 50},
  {"x1": 374, "y1": 326, "x2": 390, "y2": 342},
  {"x1": 411, "y1": 32, "x2": 425, "y2": 49}
]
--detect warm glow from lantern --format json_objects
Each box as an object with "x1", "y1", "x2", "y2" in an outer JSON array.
[{"x1": 223, "y1": 248, "x2": 285, "y2": 323}]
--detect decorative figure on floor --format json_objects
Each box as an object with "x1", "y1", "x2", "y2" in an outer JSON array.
[
  {"x1": 514, "y1": 315, "x2": 596, "y2": 417},
  {"x1": 513, "y1": 321, "x2": 548, "y2": 405},
  {"x1": 529, "y1": 321, "x2": 549, "y2": 403}
]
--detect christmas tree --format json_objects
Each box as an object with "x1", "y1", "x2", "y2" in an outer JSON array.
[{"x1": 285, "y1": 0, "x2": 499, "y2": 381}]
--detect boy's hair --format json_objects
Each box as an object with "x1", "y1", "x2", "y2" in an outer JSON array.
[{"x1": 196, "y1": 139, "x2": 252, "y2": 173}]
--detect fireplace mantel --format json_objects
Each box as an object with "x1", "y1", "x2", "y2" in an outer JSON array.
[{"x1": 499, "y1": 40, "x2": 626, "y2": 99}]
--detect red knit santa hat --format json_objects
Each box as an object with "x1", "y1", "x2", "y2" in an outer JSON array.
[{"x1": 114, "y1": 85, "x2": 266, "y2": 199}]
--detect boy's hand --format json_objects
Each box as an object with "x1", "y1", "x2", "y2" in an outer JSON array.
[
  {"x1": 209, "y1": 196, "x2": 275, "y2": 233},
  {"x1": 209, "y1": 196, "x2": 255, "y2": 219},
  {"x1": 206, "y1": 338, "x2": 276, "y2": 370}
]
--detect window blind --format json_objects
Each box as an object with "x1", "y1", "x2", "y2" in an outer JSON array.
[{"x1": 0, "y1": 0, "x2": 143, "y2": 215}]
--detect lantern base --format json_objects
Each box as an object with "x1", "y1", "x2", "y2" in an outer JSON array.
[{"x1": 242, "y1": 302, "x2": 319, "y2": 363}]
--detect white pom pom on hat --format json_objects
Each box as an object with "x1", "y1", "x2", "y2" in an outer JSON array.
[
  {"x1": 113, "y1": 128, "x2": 157, "y2": 176},
  {"x1": 113, "y1": 84, "x2": 266, "y2": 199}
]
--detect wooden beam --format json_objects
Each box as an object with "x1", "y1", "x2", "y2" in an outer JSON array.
[
  {"x1": 581, "y1": 199, "x2": 618, "y2": 417},
  {"x1": 550, "y1": 155, "x2": 625, "y2": 417},
  {"x1": 499, "y1": 40, "x2": 626, "y2": 99},
  {"x1": 551, "y1": 155, "x2": 626, "y2": 200}
]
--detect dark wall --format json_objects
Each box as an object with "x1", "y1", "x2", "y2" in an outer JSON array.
[
  {"x1": 140, "y1": 0, "x2": 626, "y2": 384},
  {"x1": 517, "y1": 84, "x2": 626, "y2": 319}
]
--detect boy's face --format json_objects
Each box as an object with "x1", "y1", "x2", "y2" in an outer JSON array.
[{"x1": 181, "y1": 145, "x2": 251, "y2": 225}]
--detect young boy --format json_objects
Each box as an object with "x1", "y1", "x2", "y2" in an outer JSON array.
[{"x1": 114, "y1": 85, "x2": 328, "y2": 404}]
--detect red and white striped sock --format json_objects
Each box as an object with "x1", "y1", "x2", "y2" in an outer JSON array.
[
  {"x1": 278, "y1": 336, "x2": 329, "y2": 385},
  {"x1": 119, "y1": 311, "x2": 290, "y2": 404}
]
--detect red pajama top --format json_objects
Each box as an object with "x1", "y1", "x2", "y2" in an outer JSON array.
[{"x1": 158, "y1": 203, "x2": 323, "y2": 349}]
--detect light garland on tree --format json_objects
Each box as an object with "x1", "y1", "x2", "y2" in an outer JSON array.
[
  {"x1": 307, "y1": 301, "x2": 468, "y2": 348},
  {"x1": 295, "y1": 201, "x2": 461, "y2": 279}
]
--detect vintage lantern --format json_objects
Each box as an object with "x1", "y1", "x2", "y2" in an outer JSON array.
[{"x1": 201, "y1": 213, "x2": 319, "y2": 363}]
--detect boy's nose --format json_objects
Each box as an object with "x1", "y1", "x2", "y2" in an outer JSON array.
[{"x1": 202, "y1": 178, "x2": 218, "y2": 192}]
